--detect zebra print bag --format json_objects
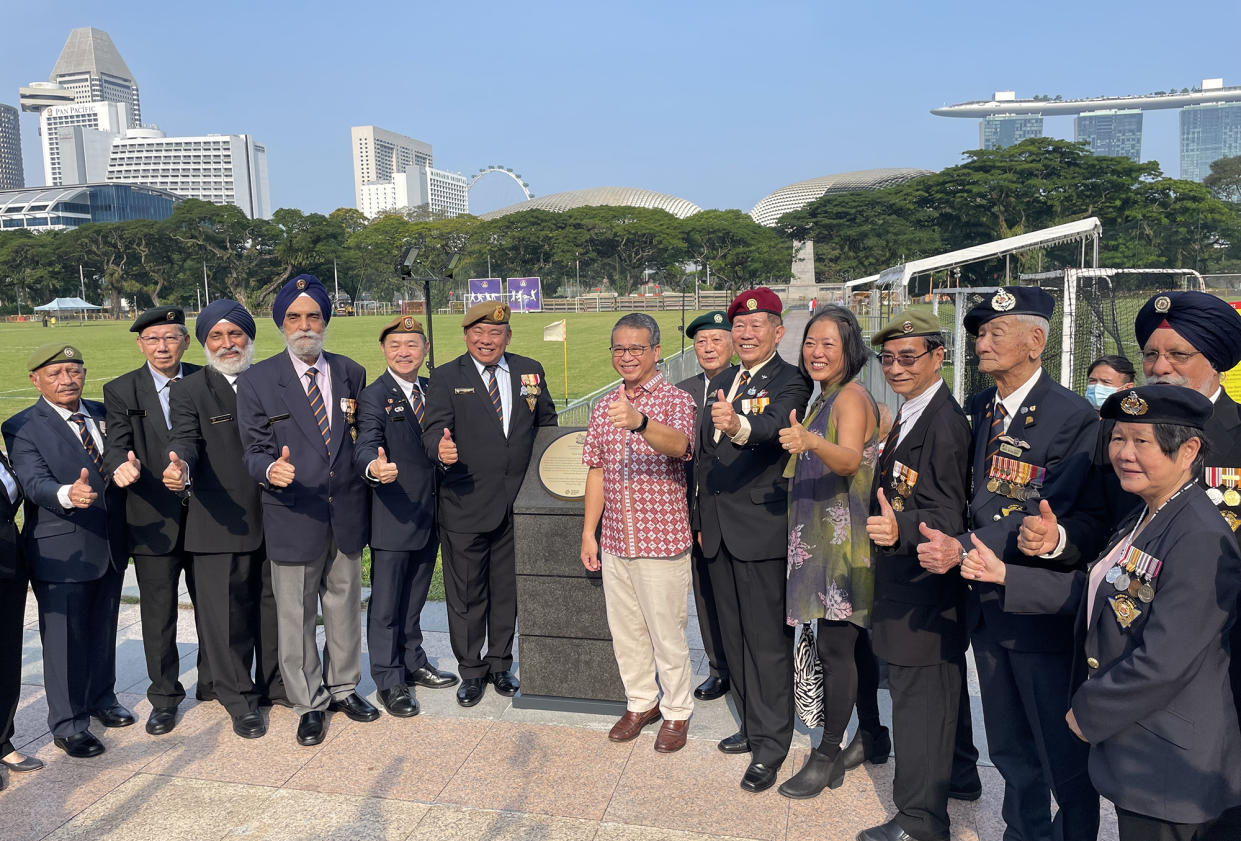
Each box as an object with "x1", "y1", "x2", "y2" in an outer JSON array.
[{"x1": 793, "y1": 622, "x2": 824, "y2": 728}]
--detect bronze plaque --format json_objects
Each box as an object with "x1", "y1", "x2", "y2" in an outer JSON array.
[{"x1": 538, "y1": 431, "x2": 589, "y2": 500}]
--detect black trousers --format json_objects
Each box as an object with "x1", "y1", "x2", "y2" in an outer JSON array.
[
  {"x1": 707, "y1": 545, "x2": 794, "y2": 766},
  {"x1": 973, "y1": 638, "x2": 1099, "y2": 841},
  {"x1": 1118, "y1": 807, "x2": 1216, "y2": 841},
  {"x1": 690, "y1": 542, "x2": 728, "y2": 680},
  {"x1": 368, "y1": 540, "x2": 438, "y2": 691},
  {"x1": 133, "y1": 551, "x2": 211, "y2": 706},
  {"x1": 31, "y1": 566, "x2": 123, "y2": 738},
  {"x1": 0, "y1": 577, "x2": 26, "y2": 756},
  {"x1": 952, "y1": 672, "x2": 982, "y2": 793},
  {"x1": 440, "y1": 517, "x2": 516, "y2": 680},
  {"x1": 853, "y1": 626, "x2": 882, "y2": 733},
  {"x1": 889, "y1": 658, "x2": 963, "y2": 841}
]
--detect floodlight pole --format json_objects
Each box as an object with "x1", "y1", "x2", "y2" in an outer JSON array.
[{"x1": 423, "y1": 274, "x2": 436, "y2": 370}]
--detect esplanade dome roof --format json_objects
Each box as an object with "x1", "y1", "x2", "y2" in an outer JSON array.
[
  {"x1": 479, "y1": 187, "x2": 702, "y2": 220},
  {"x1": 748, "y1": 168, "x2": 934, "y2": 227}
]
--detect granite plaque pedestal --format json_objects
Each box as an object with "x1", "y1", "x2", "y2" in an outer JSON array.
[{"x1": 512, "y1": 426, "x2": 626, "y2": 714}]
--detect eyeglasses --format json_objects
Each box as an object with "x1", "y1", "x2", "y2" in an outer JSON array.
[
  {"x1": 610, "y1": 345, "x2": 652, "y2": 358},
  {"x1": 876, "y1": 350, "x2": 931, "y2": 368},
  {"x1": 138, "y1": 335, "x2": 186, "y2": 346},
  {"x1": 1140, "y1": 349, "x2": 1201, "y2": 365}
]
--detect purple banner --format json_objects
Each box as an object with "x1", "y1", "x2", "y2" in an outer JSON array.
[
  {"x1": 466, "y1": 278, "x2": 503, "y2": 305},
  {"x1": 507, "y1": 277, "x2": 542, "y2": 312}
]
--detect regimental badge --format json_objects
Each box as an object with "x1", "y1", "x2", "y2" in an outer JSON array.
[
  {"x1": 403, "y1": 316, "x2": 414, "y2": 330},
  {"x1": 1223, "y1": 510, "x2": 1240, "y2": 532},
  {"x1": 492, "y1": 305, "x2": 506, "y2": 322},
  {"x1": 901, "y1": 320, "x2": 914, "y2": 333},
  {"x1": 1108, "y1": 594, "x2": 1141, "y2": 629},
  {"x1": 746, "y1": 298, "x2": 758, "y2": 311},
  {"x1": 990, "y1": 289, "x2": 1016, "y2": 311},
  {"x1": 712, "y1": 313, "x2": 723, "y2": 323},
  {"x1": 1120, "y1": 392, "x2": 1148, "y2": 416},
  {"x1": 525, "y1": 396, "x2": 537, "y2": 411},
  {"x1": 350, "y1": 426, "x2": 358, "y2": 442},
  {"x1": 296, "y1": 278, "x2": 307, "y2": 290},
  {"x1": 1154, "y1": 295, "x2": 1171, "y2": 313},
  {"x1": 891, "y1": 496, "x2": 904, "y2": 511},
  {"x1": 166, "y1": 311, "x2": 176, "y2": 321},
  {"x1": 64, "y1": 347, "x2": 75, "y2": 358}
]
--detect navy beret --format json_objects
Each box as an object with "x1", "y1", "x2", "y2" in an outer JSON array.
[
  {"x1": 1134, "y1": 291, "x2": 1241, "y2": 373},
  {"x1": 196, "y1": 299, "x2": 256, "y2": 345},
  {"x1": 963, "y1": 287, "x2": 1055, "y2": 336},
  {"x1": 131, "y1": 306, "x2": 185, "y2": 333},
  {"x1": 272, "y1": 274, "x2": 331, "y2": 327},
  {"x1": 1100, "y1": 384, "x2": 1212, "y2": 429}
]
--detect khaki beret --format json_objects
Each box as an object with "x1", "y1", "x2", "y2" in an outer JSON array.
[
  {"x1": 380, "y1": 314, "x2": 425, "y2": 341},
  {"x1": 871, "y1": 310, "x2": 944, "y2": 347},
  {"x1": 463, "y1": 300, "x2": 511, "y2": 328},
  {"x1": 28, "y1": 342, "x2": 85, "y2": 371}
]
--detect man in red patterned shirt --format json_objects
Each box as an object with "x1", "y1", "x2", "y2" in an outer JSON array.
[{"x1": 581, "y1": 313, "x2": 697, "y2": 753}]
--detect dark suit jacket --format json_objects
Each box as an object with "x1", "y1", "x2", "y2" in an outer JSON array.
[
  {"x1": 168, "y1": 366, "x2": 264, "y2": 555},
  {"x1": 962, "y1": 368, "x2": 1098, "y2": 652},
  {"x1": 421, "y1": 352, "x2": 557, "y2": 534},
  {"x1": 236, "y1": 350, "x2": 370, "y2": 563},
  {"x1": 354, "y1": 370, "x2": 436, "y2": 552},
  {"x1": 694, "y1": 355, "x2": 811, "y2": 561},
  {"x1": 0, "y1": 453, "x2": 23, "y2": 581},
  {"x1": 676, "y1": 372, "x2": 709, "y2": 507},
  {"x1": 869, "y1": 383, "x2": 972, "y2": 666},
  {"x1": 1005, "y1": 488, "x2": 1241, "y2": 825},
  {"x1": 2, "y1": 399, "x2": 126, "y2": 582},
  {"x1": 102, "y1": 362, "x2": 201, "y2": 555}
]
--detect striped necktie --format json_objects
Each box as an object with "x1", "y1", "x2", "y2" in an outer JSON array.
[
  {"x1": 409, "y1": 384, "x2": 426, "y2": 425},
  {"x1": 305, "y1": 367, "x2": 331, "y2": 448},
  {"x1": 736, "y1": 370, "x2": 751, "y2": 395},
  {"x1": 878, "y1": 411, "x2": 904, "y2": 480},
  {"x1": 983, "y1": 402, "x2": 1008, "y2": 469},
  {"x1": 70, "y1": 413, "x2": 105, "y2": 475},
  {"x1": 485, "y1": 365, "x2": 503, "y2": 422}
]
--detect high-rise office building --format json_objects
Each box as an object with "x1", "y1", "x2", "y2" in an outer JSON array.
[
  {"x1": 1076, "y1": 109, "x2": 1143, "y2": 162},
  {"x1": 48, "y1": 27, "x2": 141, "y2": 127},
  {"x1": 980, "y1": 114, "x2": 1044, "y2": 149},
  {"x1": 1180, "y1": 102, "x2": 1241, "y2": 182},
  {"x1": 358, "y1": 164, "x2": 468, "y2": 218},
  {"x1": 39, "y1": 101, "x2": 130, "y2": 186},
  {"x1": 351, "y1": 125, "x2": 432, "y2": 209},
  {"x1": 0, "y1": 104, "x2": 23, "y2": 189}
]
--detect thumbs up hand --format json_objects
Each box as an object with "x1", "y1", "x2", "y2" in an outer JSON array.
[
  {"x1": 69, "y1": 467, "x2": 97, "y2": 508},
  {"x1": 916, "y1": 521, "x2": 963, "y2": 574},
  {"x1": 268, "y1": 445, "x2": 296, "y2": 487},
  {"x1": 163, "y1": 451, "x2": 188, "y2": 491},
  {"x1": 607, "y1": 390, "x2": 642, "y2": 431},
  {"x1": 711, "y1": 389, "x2": 741, "y2": 437},
  {"x1": 866, "y1": 487, "x2": 900, "y2": 547},
  {"x1": 369, "y1": 446, "x2": 399, "y2": 484},
  {"x1": 963, "y1": 533, "x2": 1007, "y2": 585},
  {"x1": 778, "y1": 408, "x2": 817, "y2": 455},
  {"x1": 438, "y1": 428, "x2": 458, "y2": 466},
  {"x1": 113, "y1": 449, "x2": 142, "y2": 488},
  {"x1": 1018, "y1": 499, "x2": 1060, "y2": 557}
]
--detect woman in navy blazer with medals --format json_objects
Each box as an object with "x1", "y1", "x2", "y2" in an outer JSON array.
[{"x1": 964, "y1": 385, "x2": 1241, "y2": 841}]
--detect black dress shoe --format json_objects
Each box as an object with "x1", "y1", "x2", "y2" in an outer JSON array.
[
  {"x1": 378, "y1": 686, "x2": 420, "y2": 718},
  {"x1": 328, "y1": 692, "x2": 380, "y2": 722},
  {"x1": 1, "y1": 754, "x2": 45, "y2": 772},
  {"x1": 489, "y1": 670, "x2": 519, "y2": 696},
  {"x1": 778, "y1": 750, "x2": 844, "y2": 799},
  {"x1": 409, "y1": 666, "x2": 458, "y2": 689},
  {"x1": 91, "y1": 703, "x2": 137, "y2": 728},
  {"x1": 54, "y1": 731, "x2": 106, "y2": 758},
  {"x1": 948, "y1": 785, "x2": 983, "y2": 801},
  {"x1": 232, "y1": 711, "x2": 267, "y2": 740},
  {"x1": 693, "y1": 675, "x2": 730, "y2": 701},
  {"x1": 842, "y1": 725, "x2": 891, "y2": 770},
  {"x1": 740, "y1": 761, "x2": 781, "y2": 793},
  {"x1": 457, "y1": 677, "x2": 486, "y2": 707},
  {"x1": 718, "y1": 731, "x2": 751, "y2": 754},
  {"x1": 296, "y1": 711, "x2": 325, "y2": 746},
  {"x1": 856, "y1": 817, "x2": 922, "y2": 841},
  {"x1": 146, "y1": 707, "x2": 178, "y2": 736}
]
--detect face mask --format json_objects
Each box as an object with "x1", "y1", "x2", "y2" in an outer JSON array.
[{"x1": 1086, "y1": 383, "x2": 1118, "y2": 409}]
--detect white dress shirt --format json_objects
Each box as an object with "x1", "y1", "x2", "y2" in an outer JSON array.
[
  {"x1": 45, "y1": 397, "x2": 104, "y2": 509},
  {"x1": 893, "y1": 378, "x2": 943, "y2": 449}
]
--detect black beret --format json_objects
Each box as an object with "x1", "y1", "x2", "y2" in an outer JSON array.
[
  {"x1": 1134, "y1": 291, "x2": 1241, "y2": 372},
  {"x1": 684, "y1": 311, "x2": 729, "y2": 337},
  {"x1": 131, "y1": 306, "x2": 185, "y2": 333},
  {"x1": 963, "y1": 287, "x2": 1055, "y2": 336},
  {"x1": 1100, "y1": 384, "x2": 1212, "y2": 428}
]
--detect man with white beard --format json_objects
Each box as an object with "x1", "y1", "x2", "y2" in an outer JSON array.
[{"x1": 164, "y1": 300, "x2": 287, "y2": 739}]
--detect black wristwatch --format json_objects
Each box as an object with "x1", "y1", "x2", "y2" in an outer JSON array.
[{"x1": 632, "y1": 413, "x2": 649, "y2": 434}]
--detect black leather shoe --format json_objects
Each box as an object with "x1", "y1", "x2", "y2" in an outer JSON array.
[
  {"x1": 489, "y1": 670, "x2": 519, "y2": 696},
  {"x1": 740, "y1": 761, "x2": 781, "y2": 793},
  {"x1": 91, "y1": 703, "x2": 137, "y2": 728},
  {"x1": 842, "y1": 725, "x2": 891, "y2": 770},
  {"x1": 778, "y1": 750, "x2": 844, "y2": 799},
  {"x1": 409, "y1": 666, "x2": 458, "y2": 689},
  {"x1": 232, "y1": 712, "x2": 267, "y2": 740},
  {"x1": 718, "y1": 731, "x2": 751, "y2": 754},
  {"x1": 328, "y1": 692, "x2": 380, "y2": 722},
  {"x1": 948, "y1": 785, "x2": 983, "y2": 801},
  {"x1": 457, "y1": 677, "x2": 486, "y2": 707},
  {"x1": 145, "y1": 706, "x2": 178, "y2": 736},
  {"x1": 693, "y1": 675, "x2": 730, "y2": 701},
  {"x1": 378, "y1": 686, "x2": 420, "y2": 718},
  {"x1": 54, "y1": 731, "x2": 106, "y2": 758},
  {"x1": 856, "y1": 817, "x2": 922, "y2": 841},
  {"x1": 1, "y1": 754, "x2": 44, "y2": 772},
  {"x1": 296, "y1": 711, "x2": 325, "y2": 746}
]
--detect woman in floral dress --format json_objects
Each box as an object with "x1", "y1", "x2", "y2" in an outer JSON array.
[{"x1": 777, "y1": 305, "x2": 879, "y2": 799}]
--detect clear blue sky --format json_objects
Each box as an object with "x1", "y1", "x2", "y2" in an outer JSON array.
[{"x1": 5, "y1": 0, "x2": 1239, "y2": 216}]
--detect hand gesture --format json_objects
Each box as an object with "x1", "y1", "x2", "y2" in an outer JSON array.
[
  {"x1": 1018, "y1": 499, "x2": 1060, "y2": 557},
  {"x1": 866, "y1": 488, "x2": 900, "y2": 547},
  {"x1": 113, "y1": 450, "x2": 142, "y2": 488},
  {"x1": 163, "y1": 451, "x2": 187, "y2": 491},
  {"x1": 369, "y1": 446, "x2": 399, "y2": 484},
  {"x1": 778, "y1": 409, "x2": 817, "y2": 454},
  {"x1": 916, "y1": 522, "x2": 963, "y2": 574},
  {"x1": 711, "y1": 389, "x2": 741, "y2": 437},
  {"x1": 69, "y1": 468, "x2": 97, "y2": 508},
  {"x1": 962, "y1": 533, "x2": 1006, "y2": 584},
  {"x1": 580, "y1": 532, "x2": 600, "y2": 572},
  {"x1": 607, "y1": 391, "x2": 642, "y2": 431},
  {"x1": 268, "y1": 445, "x2": 295, "y2": 487},
  {"x1": 438, "y1": 428, "x2": 458, "y2": 465}
]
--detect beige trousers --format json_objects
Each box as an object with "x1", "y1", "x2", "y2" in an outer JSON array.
[{"x1": 600, "y1": 549, "x2": 694, "y2": 720}]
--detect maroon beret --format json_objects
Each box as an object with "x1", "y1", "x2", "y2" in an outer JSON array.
[{"x1": 727, "y1": 287, "x2": 783, "y2": 322}]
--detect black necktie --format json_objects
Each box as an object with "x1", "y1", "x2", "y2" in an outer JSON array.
[{"x1": 70, "y1": 413, "x2": 105, "y2": 475}]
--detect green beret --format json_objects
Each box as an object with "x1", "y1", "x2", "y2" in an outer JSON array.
[
  {"x1": 871, "y1": 310, "x2": 943, "y2": 347},
  {"x1": 28, "y1": 342, "x2": 85, "y2": 371},
  {"x1": 463, "y1": 300, "x2": 511, "y2": 328},
  {"x1": 131, "y1": 306, "x2": 185, "y2": 333},
  {"x1": 683, "y1": 310, "x2": 729, "y2": 338}
]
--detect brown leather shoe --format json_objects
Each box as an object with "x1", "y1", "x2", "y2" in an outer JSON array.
[
  {"x1": 608, "y1": 707, "x2": 661, "y2": 742},
  {"x1": 654, "y1": 719, "x2": 689, "y2": 753}
]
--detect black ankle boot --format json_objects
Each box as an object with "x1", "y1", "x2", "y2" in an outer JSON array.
[
  {"x1": 777, "y1": 749, "x2": 845, "y2": 799},
  {"x1": 841, "y1": 725, "x2": 891, "y2": 770}
]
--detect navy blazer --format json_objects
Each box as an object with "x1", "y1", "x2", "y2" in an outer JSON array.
[
  {"x1": 2, "y1": 398, "x2": 126, "y2": 583},
  {"x1": 236, "y1": 350, "x2": 370, "y2": 563},
  {"x1": 0, "y1": 453, "x2": 23, "y2": 581},
  {"x1": 354, "y1": 370, "x2": 436, "y2": 552},
  {"x1": 1005, "y1": 487, "x2": 1241, "y2": 825}
]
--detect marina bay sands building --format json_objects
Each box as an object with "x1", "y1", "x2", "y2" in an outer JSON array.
[{"x1": 933, "y1": 79, "x2": 1241, "y2": 180}]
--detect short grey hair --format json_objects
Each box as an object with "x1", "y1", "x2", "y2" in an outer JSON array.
[
  {"x1": 612, "y1": 313, "x2": 660, "y2": 347},
  {"x1": 1014, "y1": 314, "x2": 1050, "y2": 334}
]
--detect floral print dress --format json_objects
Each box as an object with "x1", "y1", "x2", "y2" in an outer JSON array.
[{"x1": 785, "y1": 384, "x2": 879, "y2": 629}]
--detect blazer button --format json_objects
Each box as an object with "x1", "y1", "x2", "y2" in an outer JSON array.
[
  {"x1": 1086, "y1": 657, "x2": 1099, "y2": 669},
  {"x1": 327, "y1": 496, "x2": 333, "y2": 504},
  {"x1": 992, "y1": 514, "x2": 1001, "y2": 522},
  {"x1": 329, "y1": 470, "x2": 334, "y2": 478}
]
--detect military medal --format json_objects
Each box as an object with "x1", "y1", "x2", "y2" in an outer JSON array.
[
  {"x1": 1105, "y1": 565, "x2": 1122, "y2": 584},
  {"x1": 1127, "y1": 578, "x2": 1141, "y2": 597},
  {"x1": 1207, "y1": 487, "x2": 1226, "y2": 505},
  {"x1": 1108, "y1": 594, "x2": 1141, "y2": 629},
  {"x1": 1226, "y1": 489, "x2": 1241, "y2": 507},
  {"x1": 891, "y1": 495, "x2": 904, "y2": 511},
  {"x1": 987, "y1": 478, "x2": 1000, "y2": 493},
  {"x1": 1137, "y1": 582, "x2": 1155, "y2": 603},
  {"x1": 1113, "y1": 572, "x2": 1130, "y2": 591},
  {"x1": 521, "y1": 373, "x2": 541, "y2": 411}
]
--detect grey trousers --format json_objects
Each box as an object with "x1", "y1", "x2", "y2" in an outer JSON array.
[{"x1": 269, "y1": 540, "x2": 362, "y2": 715}]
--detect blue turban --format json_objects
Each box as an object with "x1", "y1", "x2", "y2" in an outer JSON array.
[
  {"x1": 272, "y1": 274, "x2": 331, "y2": 327},
  {"x1": 1135, "y1": 291, "x2": 1241, "y2": 372},
  {"x1": 195, "y1": 299, "x2": 255, "y2": 345}
]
